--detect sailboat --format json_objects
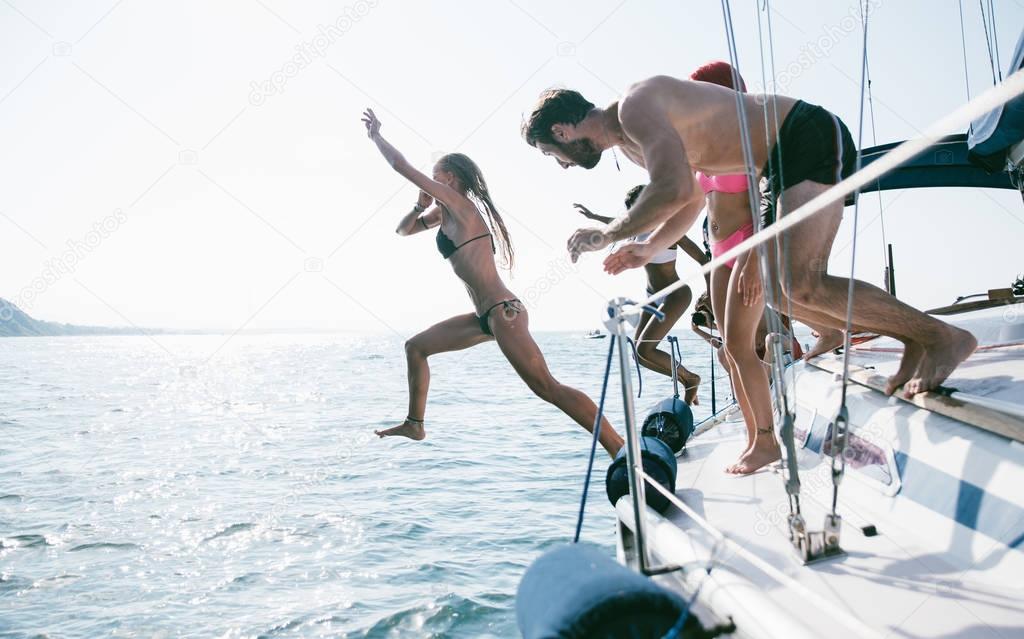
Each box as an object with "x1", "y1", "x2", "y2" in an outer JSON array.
[{"x1": 516, "y1": 5, "x2": 1024, "y2": 639}]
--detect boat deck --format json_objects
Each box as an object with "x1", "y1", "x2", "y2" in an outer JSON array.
[
  {"x1": 628, "y1": 307, "x2": 1024, "y2": 638},
  {"x1": 653, "y1": 418, "x2": 1024, "y2": 638}
]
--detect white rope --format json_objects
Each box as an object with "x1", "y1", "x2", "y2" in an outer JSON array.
[
  {"x1": 753, "y1": 0, "x2": 798, "y2": 411},
  {"x1": 865, "y1": 53, "x2": 888, "y2": 266},
  {"x1": 641, "y1": 474, "x2": 885, "y2": 639},
  {"x1": 632, "y1": 69, "x2": 1024, "y2": 311},
  {"x1": 839, "y1": 0, "x2": 871, "y2": 402},
  {"x1": 988, "y1": 0, "x2": 1003, "y2": 81},
  {"x1": 958, "y1": 0, "x2": 973, "y2": 102},
  {"x1": 718, "y1": 0, "x2": 794, "y2": 434},
  {"x1": 979, "y1": 0, "x2": 998, "y2": 86}
]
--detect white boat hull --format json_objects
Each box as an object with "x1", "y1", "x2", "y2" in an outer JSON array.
[{"x1": 615, "y1": 307, "x2": 1024, "y2": 638}]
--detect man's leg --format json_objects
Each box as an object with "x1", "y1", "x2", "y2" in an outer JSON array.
[
  {"x1": 760, "y1": 235, "x2": 855, "y2": 358},
  {"x1": 775, "y1": 180, "x2": 976, "y2": 395}
]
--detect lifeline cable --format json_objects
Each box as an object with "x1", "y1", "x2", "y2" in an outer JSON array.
[{"x1": 573, "y1": 334, "x2": 617, "y2": 543}]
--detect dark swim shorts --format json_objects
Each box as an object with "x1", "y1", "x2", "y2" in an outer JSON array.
[{"x1": 760, "y1": 100, "x2": 857, "y2": 225}]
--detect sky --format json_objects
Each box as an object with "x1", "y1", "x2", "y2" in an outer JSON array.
[{"x1": 2, "y1": 0, "x2": 1023, "y2": 337}]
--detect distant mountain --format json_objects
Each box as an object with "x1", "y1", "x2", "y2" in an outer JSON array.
[{"x1": 0, "y1": 298, "x2": 166, "y2": 337}]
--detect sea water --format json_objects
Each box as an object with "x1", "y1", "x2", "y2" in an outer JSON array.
[{"x1": 0, "y1": 332, "x2": 728, "y2": 638}]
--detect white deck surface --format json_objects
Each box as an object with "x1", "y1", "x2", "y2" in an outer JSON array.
[{"x1": 628, "y1": 305, "x2": 1024, "y2": 638}]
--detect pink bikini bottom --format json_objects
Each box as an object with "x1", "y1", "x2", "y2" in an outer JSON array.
[{"x1": 710, "y1": 222, "x2": 754, "y2": 269}]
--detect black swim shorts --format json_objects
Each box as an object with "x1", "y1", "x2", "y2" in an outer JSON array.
[{"x1": 760, "y1": 100, "x2": 857, "y2": 225}]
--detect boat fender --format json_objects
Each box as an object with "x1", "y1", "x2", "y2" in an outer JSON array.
[
  {"x1": 641, "y1": 397, "x2": 694, "y2": 453},
  {"x1": 605, "y1": 436, "x2": 677, "y2": 513},
  {"x1": 516, "y1": 544, "x2": 688, "y2": 639}
]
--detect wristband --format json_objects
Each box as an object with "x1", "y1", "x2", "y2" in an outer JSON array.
[{"x1": 412, "y1": 203, "x2": 426, "y2": 213}]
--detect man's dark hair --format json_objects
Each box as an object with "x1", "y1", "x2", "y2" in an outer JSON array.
[
  {"x1": 623, "y1": 184, "x2": 645, "y2": 209},
  {"x1": 521, "y1": 89, "x2": 595, "y2": 146}
]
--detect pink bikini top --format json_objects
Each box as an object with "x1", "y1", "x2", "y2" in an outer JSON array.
[{"x1": 696, "y1": 171, "x2": 748, "y2": 194}]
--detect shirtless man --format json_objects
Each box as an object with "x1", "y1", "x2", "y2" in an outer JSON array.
[{"x1": 520, "y1": 77, "x2": 976, "y2": 397}]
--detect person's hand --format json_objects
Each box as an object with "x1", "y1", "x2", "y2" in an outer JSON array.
[
  {"x1": 416, "y1": 191, "x2": 433, "y2": 209},
  {"x1": 572, "y1": 203, "x2": 598, "y2": 221},
  {"x1": 566, "y1": 227, "x2": 610, "y2": 263},
  {"x1": 362, "y1": 108, "x2": 381, "y2": 138},
  {"x1": 603, "y1": 241, "x2": 653, "y2": 274},
  {"x1": 736, "y1": 255, "x2": 763, "y2": 306}
]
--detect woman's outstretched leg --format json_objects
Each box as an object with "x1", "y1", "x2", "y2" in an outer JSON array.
[
  {"x1": 375, "y1": 313, "x2": 491, "y2": 440},
  {"x1": 490, "y1": 303, "x2": 624, "y2": 457},
  {"x1": 635, "y1": 286, "x2": 701, "y2": 405}
]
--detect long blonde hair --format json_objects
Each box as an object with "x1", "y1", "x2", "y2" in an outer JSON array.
[{"x1": 438, "y1": 153, "x2": 514, "y2": 270}]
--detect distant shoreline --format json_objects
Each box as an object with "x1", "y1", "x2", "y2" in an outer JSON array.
[{"x1": 0, "y1": 301, "x2": 602, "y2": 337}]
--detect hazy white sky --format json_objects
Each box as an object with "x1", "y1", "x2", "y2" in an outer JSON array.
[{"x1": 2, "y1": 0, "x2": 1023, "y2": 337}]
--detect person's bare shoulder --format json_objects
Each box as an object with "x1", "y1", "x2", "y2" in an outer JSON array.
[
  {"x1": 620, "y1": 76, "x2": 693, "y2": 124},
  {"x1": 623, "y1": 75, "x2": 689, "y2": 97}
]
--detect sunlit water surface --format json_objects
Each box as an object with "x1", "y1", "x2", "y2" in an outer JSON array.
[{"x1": 0, "y1": 332, "x2": 727, "y2": 637}]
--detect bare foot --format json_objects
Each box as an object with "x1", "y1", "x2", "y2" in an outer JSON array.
[
  {"x1": 678, "y1": 368, "x2": 701, "y2": 406},
  {"x1": 374, "y1": 419, "x2": 426, "y2": 441},
  {"x1": 804, "y1": 328, "x2": 845, "y2": 360},
  {"x1": 730, "y1": 439, "x2": 781, "y2": 475},
  {"x1": 903, "y1": 327, "x2": 977, "y2": 398},
  {"x1": 725, "y1": 448, "x2": 752, "y2": 473},
  {"x1": 885, "y1": 340, "x2": 924, "y2": 396}
]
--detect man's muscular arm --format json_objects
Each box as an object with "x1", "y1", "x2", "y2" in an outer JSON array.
[{"x1": 604, "y1": 92, "x2": 703, "y2": 244}]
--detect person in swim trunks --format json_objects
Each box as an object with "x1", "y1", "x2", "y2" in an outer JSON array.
[
  {"x1": 363, "y1": 109, "x2": 623, "y2": 456},
  {"x1": 521, "y1": 74, "x2": 976, "y2": 399},
  {"x1": 573, "y1": 184, "x2": 705, "y2": 405}
]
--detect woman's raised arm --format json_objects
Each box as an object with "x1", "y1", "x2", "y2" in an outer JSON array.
[
  {"x1": 395, "y1": 192, "x2": 442, "y2": 236},
  {"x1": 363, "y1": 108, "x2": 463, "y2": 209}
]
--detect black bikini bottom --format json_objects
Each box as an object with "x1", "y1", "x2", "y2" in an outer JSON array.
[{"x1": 477, "y1": 299, "x2": 522, "y2": 336}]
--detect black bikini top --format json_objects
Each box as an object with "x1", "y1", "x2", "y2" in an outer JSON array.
[{"x1": 436, "y1": 228, "x2": 494, "y2": 260}]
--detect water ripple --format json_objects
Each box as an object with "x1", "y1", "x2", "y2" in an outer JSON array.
[{"x1": 0, "y1": 332, "x2": 721, "y2": 637}]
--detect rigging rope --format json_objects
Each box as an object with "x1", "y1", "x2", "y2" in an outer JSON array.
[
  {"x1": 626, "y1": 336, "x2": 643, "y2": 398},
  {"x1": 958, "y1": 0, "x2": 973, "y2": 103},
  {"x1": 733, "y1": 0, "x2": 804, "y2": 525},
  {"x1": 988, "y1": 0, "x2": 1003, "y2": 80},
  {"x1": 573, "y1": 334, "x2": 617, "y2": 543},
  {"x1": 828, "y1": 0, "x2": 873, "y2": 522},
  {"x1": 718, "y1": 0, "x2": 792, "y2": 423},
  {"x1": 979, "y1": 0, "x2": 998, "y2": 87},
  {"x1": 761, "y1": 0, "x2": 798, "y2": 415},
  {"x1": 670, "y1": 335, "x2": 686, "y2": 397},
  {"x1": 864, "y1": 53, "x2": 889, "y2": 268},
  {"x1": 752, "y1": 0, "x2": 802, "y2": 429}
]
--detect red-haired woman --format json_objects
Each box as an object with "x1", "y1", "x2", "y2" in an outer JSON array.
[{"x1": 690, "y1": 61, "x2": 780, "y2": 474}]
